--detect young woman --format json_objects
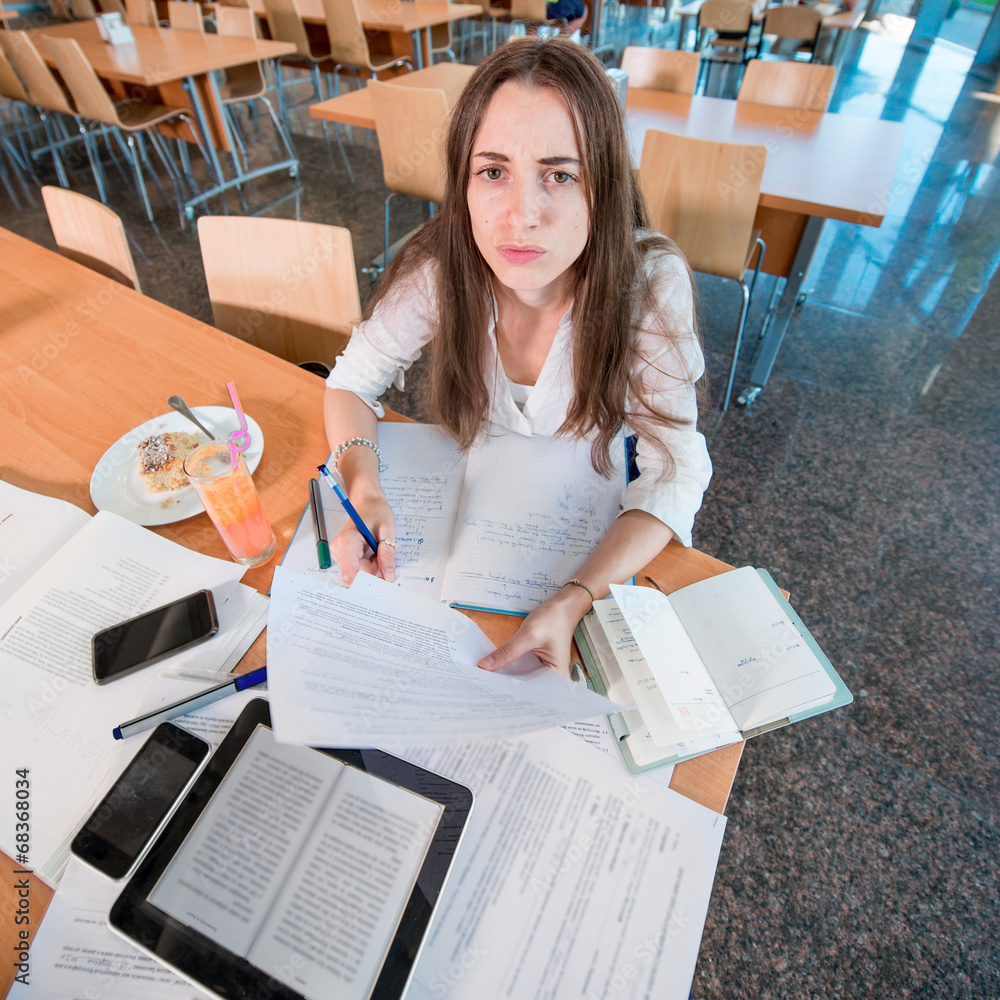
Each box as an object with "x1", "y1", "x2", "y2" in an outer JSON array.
[{"x1": 323, "y1": 38, "x2": 712, "y2": 677}]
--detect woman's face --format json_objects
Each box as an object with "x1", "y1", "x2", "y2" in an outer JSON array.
[{"x1": 467, "y1": 81, "x2": 590, "y2": 305}]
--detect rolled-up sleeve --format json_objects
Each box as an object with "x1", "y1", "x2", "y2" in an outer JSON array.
[
  {"x1": 621, "y1": 250, "x2": 712, "y2": 547},
  {"x1": 325, "y1": 262, "x2": 440, "y2": 416}
]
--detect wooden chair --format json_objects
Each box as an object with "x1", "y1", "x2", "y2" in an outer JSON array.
[
  {"x1": 214, "y1": 5, "x2": 296, "y2": 167},
  {"x1": 754, "y1": 4, "x2": 823, "y2": 61},
  {"x1": 41, "y1": 185, "x2": 142, "y2": 290},
  {"x1": 696, "y1": 0, "x2": 753, "y2": 96},
  {"x1": 197, "y1": 215, "x2": 361, "y2": 366},
  {"x1": 70, "y1": 0, "x2": 97, "y2": 18},
  {"x1": 262, "y1": 0, "x2": 333, "y2": 115},
  {"x1": 0, "y1": 29, "x2": 105, "y2": 197},
  {"x1": 620, "y1": 46, "x2": 700, "y2": 94},
  {"x1": 124, "y1": 0, "x2": 157, "y2": 24},
  {"x1": 368, "y1": 80, "x2": 448, "y2": 269},
  {"x1": 738, "y1": 58, "x2": 835, "y2": 111},
  {"x1": 415, "y1": 0, "x2": 456, "y2": 63},
  {"x1": 639, "y1": 129, "x2": 767, "y2": 410},
  {"x1": 0, "y1": 43, "x2": 36, "y2": 190},
  {"x1": 42, "y1": 34, "x2": 209, "y2": 221},
  {"x1": 320, "y1": 0, "x2": 412, "y2": 94},
  {"x1": 167, "y1": 0, "x2": 204, "y2": 29}
]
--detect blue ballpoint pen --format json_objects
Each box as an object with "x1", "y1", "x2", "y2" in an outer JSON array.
[
  {"x1": 112, "y1": 666, "x2": 268, "y2": 740},
  {"x1": 316, "y1": 464, "x2": 380, "y2": 554}
]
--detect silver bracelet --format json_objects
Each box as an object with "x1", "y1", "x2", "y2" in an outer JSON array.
[{"x1": 332, "y1": 436, "x2": 384, "y2": 472}]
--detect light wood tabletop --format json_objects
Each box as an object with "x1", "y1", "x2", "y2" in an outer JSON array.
[
  {"x1": 311, "y1": 60, "x2": 476, "y2": 127},
  {"x1": 0, "y1": 226, "x2": 744, "y2": 995}
]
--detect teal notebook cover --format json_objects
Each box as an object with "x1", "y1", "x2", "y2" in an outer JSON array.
[{"x1": 574, "y1": 568, "x2": 854, "y2": 777}]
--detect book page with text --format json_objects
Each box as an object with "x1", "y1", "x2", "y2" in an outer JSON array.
[
  {"x1": 667, "y1": 567, "x2": 836, "y2": 731},
  {"x1": 249, "y1": 762, "x2": 443, "y2": 1000},
  {"x1": 0, "y1": 480, "x2": 90, "y2": 608},
  {"x1": 611, "y1": 585, "x2": 737, "y2": 739},
  {"x1": 442, "y1": 432, "x2": 624, "y2": 612},
  {"x1": 149, "y1": 726, "x2": 344, "y2": 956}
]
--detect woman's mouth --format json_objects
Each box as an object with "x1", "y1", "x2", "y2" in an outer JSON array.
[{"x1": 497, "y1": 245, "x2": 544, "y2": 265}]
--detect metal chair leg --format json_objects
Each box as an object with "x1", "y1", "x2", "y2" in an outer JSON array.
[{"x1": 723, "y1": 280, "x2": 752, "y2": 412}]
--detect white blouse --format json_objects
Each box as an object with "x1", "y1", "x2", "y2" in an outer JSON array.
[{"x1": 326, "y1": 245, "x2": 713, "y2": 547}]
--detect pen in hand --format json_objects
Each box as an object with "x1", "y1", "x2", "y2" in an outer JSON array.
[
  {"x1": 316, "y1": 464, "x2": 380, "y2": 555},
  {"x1": 308, "y1": 477, "x2": 332, "y2": 569}
]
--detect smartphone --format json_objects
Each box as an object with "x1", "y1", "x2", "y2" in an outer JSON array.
[
  {"x1": 71, "y1": 722, "x2": 210, "y2": 880},
  {"x1": 92, "y1": 590, "x2": 219, "y2": 684}
]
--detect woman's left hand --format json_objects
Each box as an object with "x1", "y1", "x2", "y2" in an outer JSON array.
[{"x1": 477, "y1": 584, "x2": 595, "y2": 679}]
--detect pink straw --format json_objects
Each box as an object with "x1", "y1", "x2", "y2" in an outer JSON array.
[{"x1": 226, "y1": 380, "x2": 251, "y2": 465}]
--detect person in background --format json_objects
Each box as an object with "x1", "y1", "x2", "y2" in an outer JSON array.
[{"x1": 323, "y1": 38, "x2": 712, "y2": 678}]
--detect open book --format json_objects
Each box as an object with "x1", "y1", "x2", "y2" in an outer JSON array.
[
  {"x1": 575, "y1": 567, "x2": 852, "y2": 773},
  {"x1": 143, "y1": 724, "x2": 450, "y2": 1000},
  {"x1": 281, "y1": 423, "x2": 626, "y2": 614},
  {"x1": 0, "y1": 480, "x2": 266, "y2": 883}
]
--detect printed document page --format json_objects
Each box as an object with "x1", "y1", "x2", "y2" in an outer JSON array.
[
  {"x1": 267, "y1": 567, "x2": 615, "y2": 747},
  {"x1": 0, "y1": 511, "x2": 245, "y2": 883},
  {"x1": 399, "y1": 726, "x2": 726, "y2": 1000}
]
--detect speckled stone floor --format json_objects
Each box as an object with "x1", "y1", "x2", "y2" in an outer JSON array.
[{"x1": 1, "y1": 19, "x2": 998, "y2": 1000}]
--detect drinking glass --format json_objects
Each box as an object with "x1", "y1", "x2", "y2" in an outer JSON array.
[{"x1": 184, "y1": 441, "x2": 276, "y2": 567}]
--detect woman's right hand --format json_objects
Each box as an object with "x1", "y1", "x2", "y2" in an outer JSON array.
[{"x1": 330, "y1": 492, "x2": 397, "y2": 584}]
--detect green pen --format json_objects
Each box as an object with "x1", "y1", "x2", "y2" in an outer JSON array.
[{"x1": 308, "y1": 477, "x2": 332, "y2": 569}]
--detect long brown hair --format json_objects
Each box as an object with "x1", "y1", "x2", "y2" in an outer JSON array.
[{"x1": 367, "y1": 38, "x2": 695, "y2": 477}]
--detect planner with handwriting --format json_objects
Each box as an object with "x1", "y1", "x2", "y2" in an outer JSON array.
[
  {"x1": 574, "y1": 567, "x2": 853, "y2": 773},
  {"x1": 282, "y1": 423, "x2": 626, "y2": 614}
]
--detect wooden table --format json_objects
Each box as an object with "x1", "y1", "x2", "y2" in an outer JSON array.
[
  {"x1": 311, "y1": 60, "x2": 476, "y2": 126},
  {"x1": 0, "y1": 226, "x2": 743, "y2": 995},
  {"x1": 247, "y1": 0, "x2": 482, "y2": 70},
  {"x1": 627, "y1": 88, "x2": 903, "y2": 403},
  {"x1": 32, "y1": 21, "x2": 299, "y2": 220}
]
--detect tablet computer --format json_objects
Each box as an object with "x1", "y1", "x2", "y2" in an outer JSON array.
[{"x1": 109, "y1": 698, "x2": 474, "y2": 1000}]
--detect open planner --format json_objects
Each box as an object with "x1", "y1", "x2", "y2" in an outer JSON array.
[
  {"x1": 281, "y1": 423, "x2": 626, "y2": 614},
  {"x1": 109, "y1": 700, "x2": 474, "y2": 1000},
  {"x1": 575, "y1": 567, "x2": 853, "y2": 773}
]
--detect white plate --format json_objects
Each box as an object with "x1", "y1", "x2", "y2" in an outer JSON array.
[{"x1": 90, "y1": 407, "x2": 265, "y2": 526}]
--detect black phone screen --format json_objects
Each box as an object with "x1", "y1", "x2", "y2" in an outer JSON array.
[
  {"x1": 73, "y1": 724, "x2": 210, "y2": 879},
  {"x1": 93, "y1": 590, "x2": 218, "y2": 683}
]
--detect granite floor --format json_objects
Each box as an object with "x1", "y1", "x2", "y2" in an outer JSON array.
[{"x1": 2, "y1": 17, "x2": 999, "y2": 1000}]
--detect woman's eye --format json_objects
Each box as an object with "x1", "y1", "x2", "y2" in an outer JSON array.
[
  {"x1": 551, "y1": 171, "x2": 574, "y2": 184},
  {"x1": 479, "y1": 166, "x2": 503, "y2": 181}
]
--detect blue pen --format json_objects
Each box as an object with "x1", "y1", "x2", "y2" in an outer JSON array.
[
  {"x1": 112, "y1": 667, "x2": 268, "y2": 740},
  {"x1": 316, "y1": 464, "x2": 380, "y2": 554}
]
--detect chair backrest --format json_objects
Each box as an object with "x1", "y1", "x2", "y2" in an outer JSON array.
[
  {"x1": 0, "y1": 37, "x2": 30, "y2": 104},
  {"x1": 98, "y1": 0, "x2": 127, "y2": 16},
  {"x1": 216, "y1": 3, "x2": 258, "y2": 36},
  {"x1": 216, "y1": 4, "x2": 265, "y2": 93},
  {"x1": 760, "y1": 3, "x2": 822, "y2": 41},
  {"x1": 320, "y1": 0, "x2": 371, "y2": 67},
  {"x1": 620, "y1": 46, "x2": 699, "y2": 94},
  {"x1": 197, "y1": 215, "x2": 362, "y2": 365},
  {"x1": 42, "y1": 35, "x2": 119, "y2": 125},
  {"x1": 168, "y1": 0, "x2": 204, "y2": 29},
  {"x1": 0, "y1": 31, "x2": 75, "y2": 115},
  {"x1": 368, "y1": 80, "x2": 449, "y2": 202},
  {"x1": 70, "y1": 0, "x2": 97, "y2": 18},
  {"x1": 510, "y1": 0, "x2": 547, "y2": 20},
  {"x1": 41, "y1": 185, "x2": 142, "y2": 291},
  {"x1": 124, "y1": 0, "x2": 158, "y2": 24},
  {"x1": 698, "y1": 0, "x2": 752, "y2": 33},
  {"x1": 738, "y1": 59, "x2": 835, "y2": 111},
  {"x1": 262, "y1": 0, "x2": 319, "y2": 60},
  {"x1": 639, "y1": 129, "x2": 766, "y2": 281}
]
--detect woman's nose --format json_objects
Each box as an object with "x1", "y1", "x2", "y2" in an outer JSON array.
[{"x1": 505, "y1": 176, "x2": 541, "y2": 227}]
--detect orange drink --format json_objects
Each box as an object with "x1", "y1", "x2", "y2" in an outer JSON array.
[{"x1": 184, "y1": 441, "x2": 276, "y2": 567}]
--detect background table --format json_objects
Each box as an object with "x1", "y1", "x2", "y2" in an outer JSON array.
[
  {"x1": 0, "y1": 226, "x2": 742, "y2": 995},
  {"x1": 626, "y1": 88, "x2": 903, "y2": 402},
  {"x1": 311, "y1": 60, "x2": 476, "y2": 126},
  {"x1": 31, "y1": 21, "x2": 298, "y2": 217}
]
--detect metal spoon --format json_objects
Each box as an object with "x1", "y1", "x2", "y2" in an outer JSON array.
[{"x1": 167, "y1": 396, "x2": 216, "y2": 439}]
